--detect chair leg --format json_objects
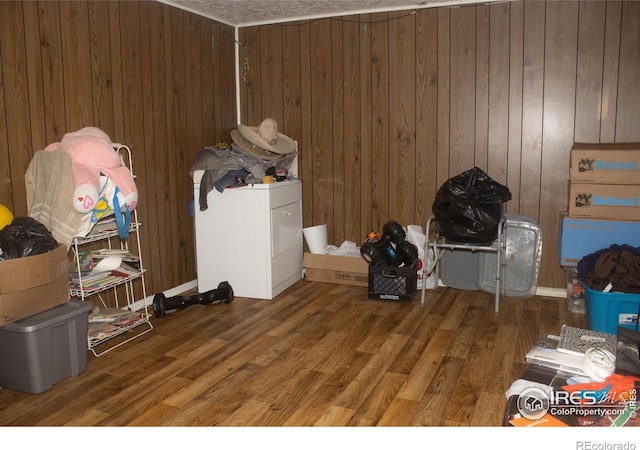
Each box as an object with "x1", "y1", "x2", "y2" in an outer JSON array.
[
  {"x1": 494, "y1": 218, "x2": 506, "y2": 316},
  {"x1": 421, "y1": 214, "x2": 436, "y2": 308}
]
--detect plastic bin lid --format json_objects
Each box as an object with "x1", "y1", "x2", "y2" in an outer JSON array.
[
  {"x1": 0, "y1": 300, "x2": 94, "y2": 333},
  {"x1": 477, "y1": 214, "x2": 541, "y2": 297}
]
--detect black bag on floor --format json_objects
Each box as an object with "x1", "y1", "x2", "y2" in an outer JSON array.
[{"x1": 432, "y1": 167, "x2": 512, "y2": 243}]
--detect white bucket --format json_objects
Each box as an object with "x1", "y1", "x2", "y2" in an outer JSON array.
[{"x1": 303, "y1": 224, "x2": 328, "y2": 254}]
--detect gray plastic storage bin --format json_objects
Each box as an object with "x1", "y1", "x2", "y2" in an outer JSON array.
[
  {"x1": 478, "y1": 214, "x2": 542, "y2": 297},
  {"x1": 0, "y1": 300, "x2": 93, "y2": 394},
  {"x1": 440, "y1": 246, "x2": 482, "y2": 291}
]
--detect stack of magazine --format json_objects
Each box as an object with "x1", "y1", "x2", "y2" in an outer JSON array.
[
  {"x1": 525, "y1": 325, "x2": 616, "y2": 376},
  {"x1": 88, "y1": 307, "x2": 145, "y2": 344}
]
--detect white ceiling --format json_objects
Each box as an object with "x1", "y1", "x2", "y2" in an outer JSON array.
[{"x1": 158, "y1": 0, "x2": 492, "y2": 27}]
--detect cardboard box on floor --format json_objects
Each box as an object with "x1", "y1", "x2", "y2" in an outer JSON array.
[
  {"x1": 303, "y1": 253, "x2": 369, "y2": 287},
  {"x1": 568, "y1": 182, "x2": 640, "y2": 221},
  {"x1": 558, "y1": 212, "x2": 640, "y2": 266},
  {"x1": 570, "y1": 142, "x2": 640, "y2": 185},
  {"x1": 0, "y1": 244, "x2": 70, "y2": 327}
]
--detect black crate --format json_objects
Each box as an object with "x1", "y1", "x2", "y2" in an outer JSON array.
[{"x1": 368, "y1": 261, "x2": 417, "y2": 303}]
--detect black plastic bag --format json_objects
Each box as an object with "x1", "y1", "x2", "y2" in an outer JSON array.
[
  {"x1": 432, "y1": 167, "x2": 512, "y2": 243},
  {"x1": 0, "y1": 216, "x2": 58, "y2": 261}
]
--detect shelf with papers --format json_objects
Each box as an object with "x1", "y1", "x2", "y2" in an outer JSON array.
[
  {"x1": 68, "y1": 144, "x2": 152, "y2": 357},
  {"x1": 68, "y1": 267, "x2": 146, "y2": 297}
]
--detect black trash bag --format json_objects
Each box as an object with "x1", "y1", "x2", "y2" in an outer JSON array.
[
  {"x1": 0, "y1": 216, "x2": 58, "y2": 261},
  {"x1": 432, "y1": 167, "x2": 512, "y2": 243}
]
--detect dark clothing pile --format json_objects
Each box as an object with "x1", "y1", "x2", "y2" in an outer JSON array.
[
  {"x1": 189, "y1": 146, "x2": 265, "y2": 211},
  {"x1": 578, "y1": 244, "x2": 640, "y2": 294},
  {"x1": 189, "y1": 144, "x2": 298, "y2": 211}
]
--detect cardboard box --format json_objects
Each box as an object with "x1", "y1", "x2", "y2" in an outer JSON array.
[
  {"x1": 0, "y1": 244, "x2": 70, "y2": 327},
  {"x1": 568, "y1": 182, "x2": 640, "y2": 221},
  {"x1": 570, "y1": 142, "x2": 640, "y2": 185},
  {"x1": 303, "y1": 253, "x2": 369, "y2": 287},
  {"x1": 558, "y1": 213, "x2": 640, "y2": 266}
]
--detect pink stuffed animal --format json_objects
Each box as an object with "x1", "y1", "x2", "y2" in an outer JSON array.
[{"x1": 44, "y1": 127, "x2": 138, "y2": 213}]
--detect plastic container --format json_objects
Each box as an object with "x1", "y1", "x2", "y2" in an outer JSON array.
[
  {"x1": 478, "y1": 214, "x2": 541, "y2": 297},
  {"x1": 439, "y1": 245, "x2": 483, "y2": 291},
  {"x1": 565, "y1": 267, "x2": 586, "y2": 314},
  {"x1": 581, "y1": 282, "x2": 640, "y2": 334},
  {"x1": 0, "y1": 300, "x2": 93, "y2": 394},
  {"x1": 368, "y1": 262, "x2": 417, "y2": 303},
  {"x1": 303, "y1": 224, "x2": 328, "y2": 254}
]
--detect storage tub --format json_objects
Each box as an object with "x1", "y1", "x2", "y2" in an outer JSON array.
[
  {"x1": 0, "y1": 300, "x2": 93, "y2": 394},
  {"x1": 440, "y1": 245, "x2": 482, "y2": 291},
  {"x1": 581, "y1": 281, "x2": 640, "y2": 334}
]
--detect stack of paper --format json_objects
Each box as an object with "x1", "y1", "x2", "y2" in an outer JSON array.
[{"x1": 525, "y1": 334, "x2": 587, "y2": 376}]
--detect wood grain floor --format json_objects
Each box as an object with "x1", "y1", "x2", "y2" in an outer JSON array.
[{"x1": 0, "y1": 279, "x2": 587, "y2": 426}]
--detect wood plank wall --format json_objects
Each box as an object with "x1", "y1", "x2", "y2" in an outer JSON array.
[
  {"x1": 1, "y1": 0, "x2": 639, "y2": 295},
  {"x1": 238, "y1": 0, "x2": 640, "y2": 290},
  {"x1": 0, "y1": 1, "x2": 236, "y2": 298}
]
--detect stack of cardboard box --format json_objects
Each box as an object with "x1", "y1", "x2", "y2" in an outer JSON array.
[
  {"x1": 559, "y1": 142, "x2": 640, "y2": 313},
  {"x1": 568, "y1": 142, "x2": 640, "y2": 221}
]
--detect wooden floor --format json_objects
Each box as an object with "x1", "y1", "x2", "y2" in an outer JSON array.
[{"x1": 0, "y1": 279, "x2": 587, "y2": 426}]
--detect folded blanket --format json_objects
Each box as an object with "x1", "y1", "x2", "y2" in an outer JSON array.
[{"x1": 25, "y1": 148, "x2": 93, "y2": 249}]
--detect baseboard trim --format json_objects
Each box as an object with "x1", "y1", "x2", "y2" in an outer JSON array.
[
  {"x1": 436, "y1": 279, "x2": 566, "y2": 298},
  {"x1": 535, "y1": 287, "x2": 566, "y2": 298},
  {"x1": 132, "y1": 279, "x2": 566, "y2": 312}
]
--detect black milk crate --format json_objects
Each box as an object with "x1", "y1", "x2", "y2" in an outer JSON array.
[{"x1": 368, "y1": 261, "x2": 417, "y2": 303}]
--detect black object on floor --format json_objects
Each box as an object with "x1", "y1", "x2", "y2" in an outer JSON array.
[{"x1": 152, "y1": 281, "x2": 234, "y2": 318}]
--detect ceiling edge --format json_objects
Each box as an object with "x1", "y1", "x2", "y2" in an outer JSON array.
[{"x1": 156, "y1": 0, "x2": 505, "y2": 28}]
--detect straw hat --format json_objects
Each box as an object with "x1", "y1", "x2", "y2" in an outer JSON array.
[
  {"x1": 230, "y1": 129, "x2": 284, "y2": 161},
  {"x1": 237, "y1": 118, "x2": 296, "y2": 155}
]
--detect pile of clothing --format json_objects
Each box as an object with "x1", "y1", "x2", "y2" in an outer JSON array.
[
  {"x1": 189, "y1": 118, "x2": 297, "y2": 211},
  {"x1": 578, "y1": 244, "x2": 640, "y2": 293}
]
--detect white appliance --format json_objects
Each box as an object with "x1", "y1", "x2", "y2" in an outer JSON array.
[{"x1": 193, "y1": 170, "x2": 303, "y2": 299}]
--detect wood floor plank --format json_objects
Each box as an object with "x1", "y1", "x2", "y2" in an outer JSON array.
[
  {"x1": 376, "y1": 397, "x2": 421, "y2": 426},
  {"x1": 443, "y1": 380, "x2": 481, "y2": 425},
  {"x1": 126, "y1": 403, "x2": 180, "y2": 426},
  {"x1": 162, "y1": 334, "x2": 280, "y2": 408},
  {"x1": 0, "y1": 281, "x2": 588, "y2": 426},
  {"x1": 470, "y1": 391, "x2": 507, "y2": 426},
  {"x1": 437, "y1": 288, "x2": 474, "y2": 331},
  {"x1": 346, "y1": 372, "x2": 407, "y2": 426},
  {"x1": 217, "y1": 399, "x2": 274, "y2": 426},
  {"x1": 412, "y1": 392, "x2": 450, "y2": 426},
  {"x1": 257, "y1": 369, "x2": 331, "y2": 426},
  {"x1": 162, "y1": 363, "x2": 265, "y2": 426},
  {"x1": 313, "y1": 405, "x2": 356, "y2": 426},
  {"x1": 63, "y1": 408, "x2": 111, "y2": 426},
  {"x1": 395, "y1": 328, "x2": 457, "y2": 400},
  {"x1": 332, "y1": 333, "x2": 410, "y2": 410},
  {"x1": 482, "y1": 325, "x2": 520, "y2": 396},
  {"x1": 282, "y1": 352, "x2": 372, "y2": 426}
]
